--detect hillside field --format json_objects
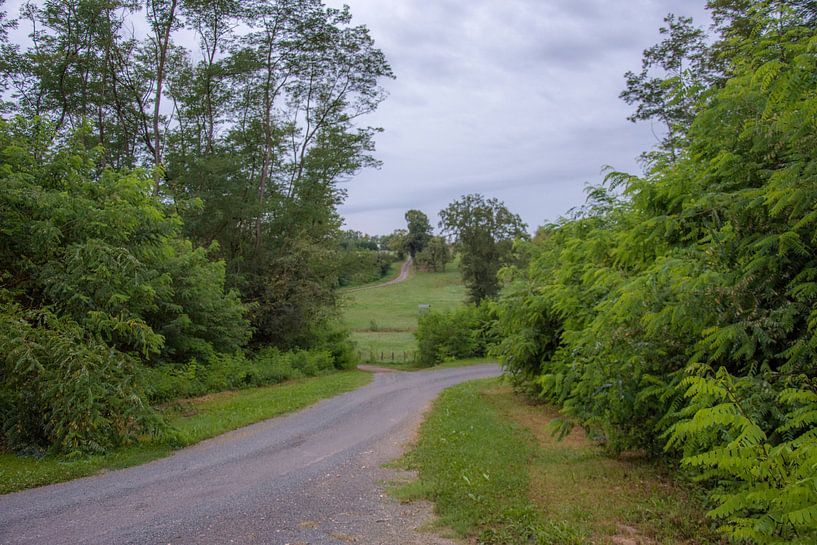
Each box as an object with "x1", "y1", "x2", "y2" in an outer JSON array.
[{"x1": 341, "y1": 262, "x2": 466, "y2": 363}]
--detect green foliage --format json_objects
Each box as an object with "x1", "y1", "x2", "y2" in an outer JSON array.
[
  {"x1": 439, "y1": 194, "x2": 528, "y2": 303},
  {"x1": 0, "y1": 118, "x2": 251, "y2": 363},
  {"x1": 403, "y1": 209, "x2": 432, "y2": 258},
  {"x1": 336, "y1": 248, "x2": 397, "y2": 287},
  {"x1": 415, "y1": 235, "x2": 451, "y2": 272},
  {"x1": 493, "y1": 5, "x2": 817, "y2": 543},
  {"x1": 382, "y1": 229, "x2": 408, "y2": 260},
  {"x1": 0, "y1": 0, "x2": 389, "y2": 455},
  {"x1": 0, "y1": 302, "x2": 164, "y2": 455},
  {"x1": 0, "y1": 119, "x2": 254, "y2": 452},
  {"x1": 140, "y1": 348, "x2": 343, "y2": 403},
  {"x1": 667, "y1": 369, "x2": 817, "y2": 544},
  {"x1": 3, "y1": 0, "x2": 392, "y2": 352},
  {"x1": 415, "y1": 303, "x2": 496, "y2": 366}
]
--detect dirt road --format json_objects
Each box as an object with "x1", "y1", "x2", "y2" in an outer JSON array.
[
  {"x1": 0, "y1": 364, "x2": 501, "y2": 545},
  {"x1": 346, "y1": 257, "x2": 413, "y2": 292}
]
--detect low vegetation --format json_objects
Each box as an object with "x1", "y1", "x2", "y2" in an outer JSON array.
[
  {"x1": 336, "y1": 230, "x2": 400, "y2": 287},
  {"x1": 394, "y1": 379, "x2": 718, "y2": 545},
  {"x1": 0, "y1": 370, "x2": 371, "y2": 494},
  {"x1": 415, "y1": 303, "x2": 496, "y2": 365}
]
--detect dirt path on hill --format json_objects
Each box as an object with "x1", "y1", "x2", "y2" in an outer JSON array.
[{"x1": 347, "y1": 257, "x2": 413, "y2": 292}]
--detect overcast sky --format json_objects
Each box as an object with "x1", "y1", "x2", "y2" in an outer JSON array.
[{"x1": 323, "y1": 0, "x2": 711, "y2": 235}]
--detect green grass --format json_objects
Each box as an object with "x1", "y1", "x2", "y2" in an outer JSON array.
[
  {"x1": 393, "y1": 379, "x2": 719, "y2": 545},
  {"x1": 0, "y1": 370, "x2": 371, "y2": 495},
  {"x1": 342, "y1": 262, "x2": 466, "y2": 361}
]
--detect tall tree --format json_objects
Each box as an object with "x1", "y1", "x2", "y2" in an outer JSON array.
[
  {"x1": 439, "y1": 194, "x2": 527, "y2": 303},
  {"x1": 416, "y1": 236, "x2": 451, "y2": 272},
  {"x1": 146, "y1": 0, "x2": 180, "y2": 193},
  {"x1": 403, "y1": 209, "x2": 432, "y2": 258},
  {"x1": 620, "y1": 13, "x2": 715, "y2": 164}
]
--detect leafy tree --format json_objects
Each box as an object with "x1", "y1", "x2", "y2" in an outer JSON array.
[
  {"x1": 403, "y1": 209, "x2": 432, "y2": 258},
  {"x1": 383, "y1": 229, "x2": 408, "y2": 259},
  {"x1": 2, "y1": 1, "x2": 393, "y2": 349},
  {"x1": 0, "y1": 119, "x2": 250, "y2": 362},
  {"x1": 620, "y1": 13, "x2": 716, "y2": 163},
  {"x1": 439, "y1": 194, "x2": 527, "y2": 303},
  {"x1": 416, "y1": 235, "x2": 451, "y2": 272}
]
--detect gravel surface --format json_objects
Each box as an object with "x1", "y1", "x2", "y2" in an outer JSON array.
[{"x1": 0, "y1": 364, "x2": 501, "y2": 545}]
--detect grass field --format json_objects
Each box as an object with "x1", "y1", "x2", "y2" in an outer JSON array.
[
  {"x1": 0, "y1": 370, "x2": 371, "y2": 494},
  {"x1": 341, "y1": 261, "x2": 466, "y2": 362},
  {"x1": 393, "y1": 379, "x2": 719, "y2": 545}
]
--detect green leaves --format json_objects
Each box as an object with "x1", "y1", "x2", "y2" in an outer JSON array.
[
  {"x1": 492, "y1": 5, "x2": 817, "y2": 543},
  {"x1": 439, "y1": 194, "x2": 528, "y2": 303},
  {"x1": 0, "y1": 118, "x2": 251, "y2": 452}
]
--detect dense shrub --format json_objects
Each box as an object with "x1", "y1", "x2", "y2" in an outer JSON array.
[
  {"x1": 0, "y1": 303, "x2": 164, "y2": 455},
  {"x1": 415, "y1": 304, "x2": 496, "y2": 365},
  {"x1": 0, "y1": 119, "x2": 255, "y2": 452},
  {"x1": 141, "y1": 348, "x2": 341, "y2": 403},
  {"x1": 0, "y1": 119, "x2": 251, "y2": 363},
  {"x1": 336, "y1": 249, "x2": 397, "y2": 287},
  {"x1": 494, "y1": 6, "x2": 817, "y2": 543}
]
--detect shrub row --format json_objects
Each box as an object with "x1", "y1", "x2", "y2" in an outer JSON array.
[
  {"x1": 141, "y1": 348, "x2": 346, "y2": 404},
  {"x1": 415, "y1": 304, "x2": 496, "y2": 366}
]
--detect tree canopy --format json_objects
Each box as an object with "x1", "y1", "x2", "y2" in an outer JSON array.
[
  {"x1": 0, "y1": 0, "x2": 391, "y2": 454},
  {"x1": 403, "y1": 209, "x2": 432, "y2": 259},
  {"x1": 439, "y1": 194, "x2": 527, "y2": 303}
]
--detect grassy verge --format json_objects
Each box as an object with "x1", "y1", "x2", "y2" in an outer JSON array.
[
  {"x1": 393, "y1": 379, "x2": 719, "y2": 545},
  {"x1": 342, "y1": 263, "x2": 465, "y2": 361},
  {"x1": 0, "y1": 370, "x2": 371, "y2": 495}
]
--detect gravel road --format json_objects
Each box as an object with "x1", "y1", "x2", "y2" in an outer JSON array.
[
  {"x1": 346, "y1": 258, "x2": 413, "y2": 293},
  {"x1": 0, "y1": 364, "x2": 501, "y2": 545}
]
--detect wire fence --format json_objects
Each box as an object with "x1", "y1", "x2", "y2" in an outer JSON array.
[{"x1": 358, "y1": 351, "x2": 418, "y2": 364}]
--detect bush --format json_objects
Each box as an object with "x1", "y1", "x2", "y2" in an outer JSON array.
[
  {"x1": 336, "y1": 249, "x2": 398, "y2": 287},
  {"x1": 141, "y1": 348, "x2": 344, "y2": 404},
  {"x1": 0, "y1": 118, "x2": 251, "y2": 364},
  {"x1": 0, "y1": 305, "x2": 164, "y2": 455},
  {"x1": 415, "y1": 304, "x2": 496, "y2": 366}
]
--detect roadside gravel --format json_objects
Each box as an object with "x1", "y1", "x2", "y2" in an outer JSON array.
[{"x1": 0, "y1": 364, "x2": 500, "y2": 545}]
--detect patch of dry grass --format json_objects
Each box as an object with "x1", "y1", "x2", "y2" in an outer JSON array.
[{"x1": 482, "y1": 385, "x2": 721, "y2": 545}]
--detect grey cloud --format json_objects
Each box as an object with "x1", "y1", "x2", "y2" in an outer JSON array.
[{"x1": 329, "y1": 0, "x2": 712, "y2": 234}]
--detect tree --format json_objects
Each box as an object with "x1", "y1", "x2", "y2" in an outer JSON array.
[
  {"x1": 439, "y1": 194, "x2": 527, "y2": 303},
  {"x1": 416, "y1": 236, "x2": 450, "y2": 272},
  {"x1": 620, "y1": 14, "x2": 716, "y2": 164},
  {"x1": 146, "y1": 0, "x2": 181, "y2": 193},
  {"x1": 403, "y1": 209, "x2": 431, "y2": 258},
  {"x1": 383, "y1": 229, "x2": 407, "y2": 259},
  {"x1": 494, "y1": 4, "x2": 817, "y2": 541}
]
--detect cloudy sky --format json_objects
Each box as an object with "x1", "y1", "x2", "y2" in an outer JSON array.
[{"x1": 324, "y1": 0, "x2": 711, "y2": 235}]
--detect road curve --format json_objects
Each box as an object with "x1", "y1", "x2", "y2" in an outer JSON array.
[
  {"x1": 346, "y1": 257, "x2": 413, "y2": 293},
  {"x1": 0, "y1": 364, "x2": 501, "y2": 545}
]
